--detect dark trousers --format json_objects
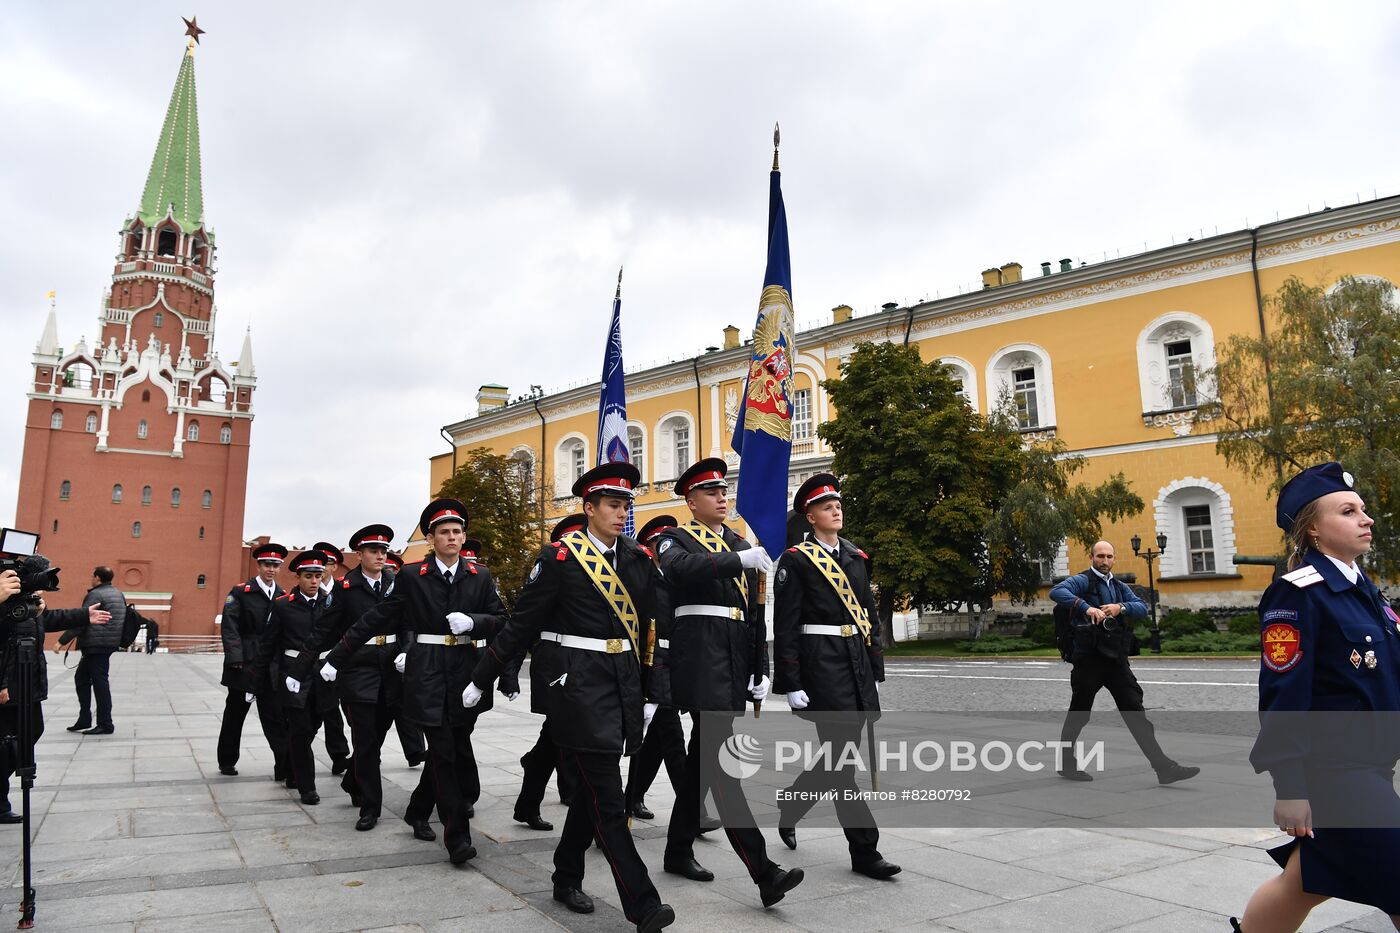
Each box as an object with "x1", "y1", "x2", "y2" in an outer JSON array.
[
  {"x1": 555, "y1": 748, "x2": 662, "y2": 923},
  {"x1": 665, "y1": 713, "x2": 775, "y2": 882},
  {"x1": 284, "y1": 703, "x2": 321, "y2": 794},
  {"x1": 396, "y1": 715, "x2": 426, "y2": 764},
  {"x1": 341, "y1": 699, "x2": 395, "y2": 818},
  {"x1": 779, "y1": 719, "x2": 882, "y2": 865},
  {"x1": 73, "y1": 650, "x2": 114, "y2": 729},
  {"x1": 0, "y1": 702, "x2": 44, "y2": 814},
  {"x1": 419, "y1": 719, "x2": 481, "y2": 853},
  {"x1": 625, "y1": 706, "x2": 686, "y2": 806},
  {"x1": 217, "y1": 686, "x2": 288, "y2": 776},
  {"x1": 516, "y1": 718, "x2": 577, "y2": 818},
  {"x1": 1061, "y1": 653, "x2": 1172, "y2": 770},
  {"x1": 318, "y1": 703, "x2": 349, "y2": 763}
]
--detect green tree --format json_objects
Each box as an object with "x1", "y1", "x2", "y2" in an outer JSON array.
[
  {"x1": 436, "y1": 447, "x2": 546, "y2": 609},
  {"x1": 819, "y1": 342, "x2": 1145, "y2": 643},
  {"x1": 1207, "y1": 275, "x2": 1400, "y2": 575}
]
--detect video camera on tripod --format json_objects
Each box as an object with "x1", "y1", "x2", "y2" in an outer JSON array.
[{"x1": 1, "y1": 527, "x2": 62, "y2": 629}]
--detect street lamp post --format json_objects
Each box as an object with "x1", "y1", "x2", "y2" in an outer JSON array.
[{"x1": 1131, "y1": 531, "x2": 1168, "y2": 654}]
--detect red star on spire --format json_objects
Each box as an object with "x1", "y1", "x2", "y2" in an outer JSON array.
[{"x1": 183, "y1": 16, "x2": 206, "y2": 43}]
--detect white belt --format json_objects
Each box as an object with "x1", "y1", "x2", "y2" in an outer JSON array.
[
  {"x1": 656, "y1": 638, "x2": 670, "y2": 649},
  {"x1": 283, "y1": 649, "x2": 331, "y2": 659},
  {"x1": 416, "y1": 633, "x2": 486, "y2": 647},
  {"x1": 540, "y1": 631, "x2": 631, "y2": 654},
  {"x1": 674, "y1": 605, "x2": 744, "y2": 621},
  {"x1": 802, "y1": 624, "x2": 859, "y2": 638},
  {"x1": 367, "y1": 634, "x2": 397, "y2": 646}
]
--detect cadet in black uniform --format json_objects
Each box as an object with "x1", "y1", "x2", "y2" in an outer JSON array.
[
  {"x1": 312, "y1": 541, "x2": 352, "y2": 776},
  {"x1": 773, "y1": 474, "x2": 900, "y2": 879},
  {"x1": 323, "y1": 498, "x2": 507, "y2": 865},
  {"x1": 384, "y1": 551, "x2": 428, "y2": 770},
  {"x1": 466, "y1": 464, "x2": 675, "y2": 933},
  {"x1": 255, "y1": 550, "x2": 334, "y2": 805},
  {"x1": 659, "y1": 457, "x2": 804, "y2": 908},
  {"x1": 215, "y1": 543, "x2": 289, "y2": 780},
  {"x1": 1234, "y1": 463, "x2": 1400, "y2": 932},
  {"x1": 505, "y1": 513, "x2": 587, "y2": 832},
  {"x1": 306, "y1": 525, "x2": 424, "y2": 831}
]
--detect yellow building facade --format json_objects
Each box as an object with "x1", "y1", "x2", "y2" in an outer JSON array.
[{"x1": 427, "y1": 196, "x2": 1400, "y2": 612}]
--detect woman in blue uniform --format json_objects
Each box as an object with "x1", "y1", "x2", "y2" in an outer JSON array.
[{"x1": 1233, "y1": 462, "x2": 1400, "y2": 932}]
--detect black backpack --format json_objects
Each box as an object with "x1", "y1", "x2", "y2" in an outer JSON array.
[{"x1": 120, "y1": 603, "x2": 145, "y2": 650}]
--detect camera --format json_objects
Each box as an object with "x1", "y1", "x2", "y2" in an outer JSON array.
[{"x1": 0, "y1": 528, "x2": 61, "y2": 626}]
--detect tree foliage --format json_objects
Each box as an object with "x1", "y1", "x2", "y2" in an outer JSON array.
[
  {"x1": 820, "y1": 342, "x2": 1144, "y2": 640},
  {"x1": 1207, "y1": 275, "x2": 1400, "y2": 574},
  {"x1": 436, "y1": 447, "x2": 546, "y2": 609}
]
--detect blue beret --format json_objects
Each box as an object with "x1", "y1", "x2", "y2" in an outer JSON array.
[{"x1": 1276, "y1": 462, "x2": 1356, "y2": 532}]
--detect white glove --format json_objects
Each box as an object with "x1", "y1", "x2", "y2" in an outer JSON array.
[
  {"x1": 748, "y1": 674, "x2": 771, "y2": 702},
  {"x1": 394, "y1": 653, "x2": 407, "y2": 674},
  {"x1": 787, "y1": 690, "x2": 810, "y2": 710},
  {"x1": 447, "y1": 612, "x2": 474, "y2": 635},
  {"x1": 462, "y1": 683, "x2": 483, "y2": 708},
  {"x1": 319, "y1": 662, "x2": 337, "y2": 683},
  {"x1": 739, "y1": 547, "x2": 773, "y2": 572},
  {"x1": 244, "y1": 692, "x2": 255, "y2": 704},
  {"x1": 643, "y1": 702, "x2": 658, "y2": 732},
  {"x1": 504, "y1": 691, "x2": 519, "y2": 701},
  {"x1": 285, "y1": 676, "x2": 302, "y2": 694},
  {"x1": 875, "y1": 680, "x2": 881, "y2": 694}
]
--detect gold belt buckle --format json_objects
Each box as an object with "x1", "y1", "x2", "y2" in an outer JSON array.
[
  {"x1": 606, "y1": 638, "x2": 624, "y2": 654},
  {"x1": 443, "y1": 634, "x2": 458, "y2": 647},
  {"x1": 730, "y1": 607, "x2": 743, "y2": 621},
  {"x1": 840, "y1": 624, "x2": 853, "y2": 637},
  {"x1": 371, "y1": 636, "x2": 386, "y2": 646}
]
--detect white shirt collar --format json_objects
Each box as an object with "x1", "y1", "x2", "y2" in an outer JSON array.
[
  {"x1": 362, "y1": 571, "x2": 382, "y2": 587},
  {"x1": 587, "y1": 529, "x2": 616, "y2": 554},
  {"x1": 319, "y1": 579, "x2": 334, "y2": 593},
  {"x1": 814, "y1": 535, "x2": 839, "y2": 554},
  {"x1": 435, "y1": 556, "x2": 460, "y2": 577},
  {"x1": 1325, "y1": 554, "x2": 1360, "y2": 585},
  {"x1": 1091, "y1": 567, "x2": 1114, "y2": 584},
  {"x1": 257, "y1": 579, "x2": 276, "y2": 599}
]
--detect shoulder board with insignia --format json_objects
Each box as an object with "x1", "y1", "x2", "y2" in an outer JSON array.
[
  {"x1": 857, "y1": 549, "x2": 869, "y2": 559},
  {"x1": 786, "y1": 547, "x2": 799, "y2": 553},
  {"x1": 556, "y1": 547, "x2": 568, "y2": 561},
  {"x1": 419, "y1": 563, "x2": 430, "y2": 576},
  {"x1": 1282, "y1": 566, "x2": 1324, "y2": 588},
  {"x1": 243, "y1": 584, "x2": 252, "y2": 592},
  {"x1": 280, "y1": 592, "x2": 296, "y2": 601},
  {"x1": 342, "y1": 579, "x2": 351, "y2": 589},
  {"x1": 640, "y1": 545, "x2": 653, "y2": 559}
]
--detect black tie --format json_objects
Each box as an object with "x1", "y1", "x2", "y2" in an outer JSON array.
[
  {"x1": 832, "y1": 547, "x2": 840, "y2": 561},
  {"x1": 443, "y1": 569, "x2": 453, "y2": 585},
  {"x1": 373, "y1": 579, "x2": 381, "y2": 595},
  {"x1": 604, "y1": 550, "x2": 616, "y2": 568}
]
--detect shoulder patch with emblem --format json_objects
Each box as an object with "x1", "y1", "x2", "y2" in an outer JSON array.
[
  {"x1": 225, "y1": 594, "x2": 236, "y2": 605},
  {"x1": 1282, "y1": 565, "x2": 1324, "y2": 589},
  {"x1": 776, "y1": 566, "x2": 788, "y2": 587},
  {"x1": 528, "y1": 559, "x2": 543, "y2": 583},
  {"x1": 658, "y1": 538, "x2": 673, "y2": 554},
  {"x1": 1262, "y1": 622, "x2": 1302, "y2": 673}
]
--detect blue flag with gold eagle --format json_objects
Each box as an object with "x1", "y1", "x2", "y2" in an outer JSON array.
[{"x1": 731, "y1": 160, "x2": 795, "y2": 559}]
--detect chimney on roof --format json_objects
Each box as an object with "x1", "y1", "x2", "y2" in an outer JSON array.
[
  {"x1": 476, "y1": 384, "x2": 509, "y2": 412},
  {"x1": 722, "y1": 325, "x2": 740, "y2": 350},
  {"x1": 832, "y1": 304, "x2": 853, "y2": 324},
  {"x1": 999, "y1": 262, "x2": 1022, "y2": 284},
  {"x1": 1059, "y1": 258, "x2": 1073, "y2": 273},
  {"x1": 1040, "y1": 262, "x2": 1052, "y2": 276},
  {"x1": 981, "y1": 268, "x2": 1002, "y2": 289}
]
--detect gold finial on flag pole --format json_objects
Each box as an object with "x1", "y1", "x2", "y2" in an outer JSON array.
[
  {"x1": 615, "y1": 266, "x2": 623, "y2": 300},
  {"x1": 772, "y1": 122, "x2": 781, "y2": 171}
]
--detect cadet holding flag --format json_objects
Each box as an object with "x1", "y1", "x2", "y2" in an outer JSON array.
[{"x1": 465, "y1": 464, "x2": 675, "y2": 933}]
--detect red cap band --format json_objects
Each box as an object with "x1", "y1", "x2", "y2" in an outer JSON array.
[
  {"x1": 359, "y1": 535, "x2": 390, "y2": 546},
  {"x1": 428, "y1": 509, "x2": 463, "y2": 526},
  {"x1": 683, "y1": 470, "x2": 725, "y2": 494},
  {"x1": 804, "y1": 485, "x2": 838, "y2": 507},
  {"x1": 298, "y1": 560, "x2": 325, "y2": 572},
  {"x1": 581, "y1": 477, "x2": 634, "y2": 497}
]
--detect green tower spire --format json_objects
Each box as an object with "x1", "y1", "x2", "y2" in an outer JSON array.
[{"x1": 136, "y1": 42, "x2": 204, "y2": 233}]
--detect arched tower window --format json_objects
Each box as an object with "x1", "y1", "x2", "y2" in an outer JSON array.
[
  {"x1": 132, "y1": 521, "x2": 142, "y2": 538},
  {"x1": 59, "y1": 480, "x2": 71, "y2": 500},
  {"x1": 219, "y1": 423, "x2": 232, "y2": 444},
  {"x1": 157, "y1": 229, "x2": 177, "y2": 257},
  {"x1": 137, "y1": 420, "x2": 149, "y2": 439},
  {"x1": 186, "y1": 421, "x2": 200, "y2": 442},
  {"x1": 141, "y1": 485, "x2": 152, "y2": 505},
  {"x1": 171, "y1": 487, "x2": 181, "y2": 508},
  {"x1": 50, "y1": 410, "x2": 63, "y2": 429},
  {"x1": 201, "y1": 489, "x2": 213, "y2": 509},
  {"x1": 84, "y1": 413, "x2": 98, "y2": 433},
  {"x1": 111, "y1": 483, "x2": 123, "y2": 504}
]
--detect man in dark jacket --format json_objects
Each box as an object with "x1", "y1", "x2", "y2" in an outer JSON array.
[
  {"x1": 773, "y1": 473, "x2": 899, "y2": 879},
  {"x1": 1050, "y1": 540, "x2": 1198, "y2": 784},
  {"x1": 466, "y1": 464, "x2": 675, "y2": 933},
  {"x1": 0, "y1": 574, "x2": 112, "y2": 822},
  {"x1": 657, "y1": 457, "x2": 803, "y2": 909},
  {"x1": 61, "y1": 567, "x2": 126, "y2": 735},
  {"x1": 215, "y1": 543, "x2": 289, "y2": 779},
  {"x1": 312, "y1": 542, "x2": 352, "y2": 776},
  {"x1": 321, "y1": 498, "x2": 507, "y2": 865}
]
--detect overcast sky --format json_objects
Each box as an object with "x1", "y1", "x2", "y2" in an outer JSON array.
[{"x1": 3, "y1": 1, "x2": 1400, "y2": 551}]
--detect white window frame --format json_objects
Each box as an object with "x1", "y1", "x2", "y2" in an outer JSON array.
[
  {"x1": 655, "y1": 412, "x2": 696, "y2": 484},
  {"x1": 1153, "y1": 477, "x2": 1237, "y2": 577},
  {"x1": 987, "y1": 344, "x2": 1056, "y2": 431},
  {"x1": 50, "y1": 410, "x2": 63, "y2": 429},
  {"x1": 555, "y1": 434, "x2": 589, "y2": 497},
  {"x1": 1181, "y1": 503, "x2": 1216, "y2": 574},
  {"x1": 938, "y1": 357, "x2": 980, "y2": 412},
  {"x1": 84, "y1": 412, "x2": 98, "y2": 433},
  {"x1": 1135, "y1": 312, "x2": 1216, "y2": 414},
  {"x1": 791, "y1": 388, "x2": 813, "y2": 440},
  {"x1": 626, "y1": 422, "x2": 647, "y2": 483}
]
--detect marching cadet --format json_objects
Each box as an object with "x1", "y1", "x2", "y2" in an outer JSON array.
[
  {"x1": 255, "y1": 550, "x2": 334, "y2": 805},
  {"x1": 658, "y1": 457, "x2": 804, "y2": 909},
  {"x1": 312, "y1": 541, "x2": 353, "y2": 776},
  {"x1": 306, "y1": 525, "x2": 431, "y2": 832},
  {"x1": 465, "y1": 464, "x2": 676, "y2": 933},
  {"x1": 383, "y1": 550, "x2": 429, "y2": 769},
  {"x1": 504, "y1": 513, "x2": 587, "y2": 832},
  {"x1": 215, "y1": 542, "x2": 289, "y2": 781},
  {"x1": 773, "y1": 473, "x2": 900, "y2": 880},
  {"x1": 320, "y1": 498, "x2": 507, "y2": 865},
  {"x1": 1233, "y1": 463, "x2": 1400, "y2": 932}
]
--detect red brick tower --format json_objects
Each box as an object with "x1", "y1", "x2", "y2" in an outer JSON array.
[{"x1": 14, "y1": 35, "x2": 254, "y2": 638}]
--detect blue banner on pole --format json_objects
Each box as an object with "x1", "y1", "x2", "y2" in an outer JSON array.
[{"x1": 596, "y1": 272, "x2": 634, "y2": 535}]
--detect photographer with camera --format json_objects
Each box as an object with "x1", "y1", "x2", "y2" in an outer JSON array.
[{"x1": 0, "y1": 552, "x2": 112, "y2": 823}]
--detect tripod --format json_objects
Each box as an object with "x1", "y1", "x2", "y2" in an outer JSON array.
[{"x1": 2, "y1": 630, "x2": 38, "y2": 929}]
